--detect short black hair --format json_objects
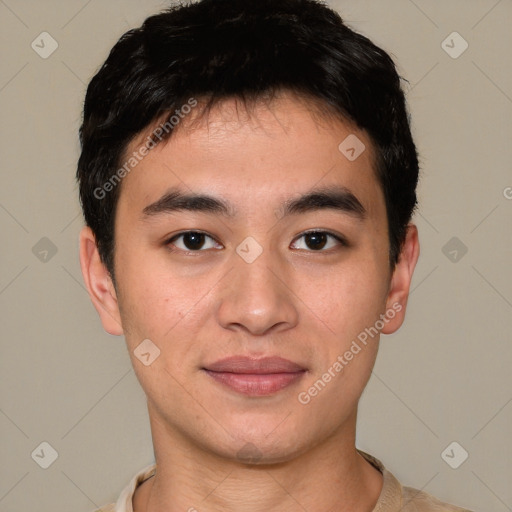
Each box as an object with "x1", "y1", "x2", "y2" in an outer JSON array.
[{"x1": 77, "y1": 0, "x2": 419, "y2": 282}]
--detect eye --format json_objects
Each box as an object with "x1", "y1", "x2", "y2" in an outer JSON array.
[
  {"x1": 166, "y1": 231, "x2": 222, "y2": 252},
  {"x1": 290, "y1": 230, "x2": 347, "y2": 252}
]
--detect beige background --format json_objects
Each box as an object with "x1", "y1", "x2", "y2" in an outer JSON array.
[{"x1": 0, "y1": 1, "x2": 511, "y2": 511}]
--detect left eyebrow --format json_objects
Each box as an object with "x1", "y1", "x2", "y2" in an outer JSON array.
[
  {"x1": 279, "y1": 185, "x2": 367, "y2": 221},
  {"x1": 141, "y1": 185, "x2": 367, "y2": 221}
]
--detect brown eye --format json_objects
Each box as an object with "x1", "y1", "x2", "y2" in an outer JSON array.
[
  {"x1": 167, "y1": 231, "x2": 221, "y2": 252},
  {"x1": 291, "y1": 231, "x2": 346, "y2": 252},
  {"x1": 181, "y1": 232, "x2": 206, "y2": 250},
  {"x1": 304, "y1": 232, "x2": 328, "y2": 250}
]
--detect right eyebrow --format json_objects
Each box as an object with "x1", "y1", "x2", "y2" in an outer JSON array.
[{"x1": 141, "y1": 187, "x2": 236, "y2": 219}]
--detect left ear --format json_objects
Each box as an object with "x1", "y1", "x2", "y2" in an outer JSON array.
[{"x1": 380, "y1": 223, "x2": 420, "y2": 335}]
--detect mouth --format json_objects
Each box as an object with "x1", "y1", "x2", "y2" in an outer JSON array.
[{"x1": 202, "y1": 356, "x2": 307, "y2": 396}]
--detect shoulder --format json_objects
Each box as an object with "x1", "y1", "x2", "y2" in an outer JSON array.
[
  {"x1": 357, "y1": 449, "x2": 474, "y2": 512},
  {"x1": 89, "y1": 463, "x2": 156, "y2": 512},
  {"x1": 91, "y1": 504, "x2": 115, "y2": 512},
  {"x1": 402, "y1": 484, "x2": 475, "y2": 512}
]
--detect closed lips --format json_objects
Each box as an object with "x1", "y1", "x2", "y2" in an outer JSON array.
[{"x1": 203, "y1": 356, "x2": 307, "y2": 374}]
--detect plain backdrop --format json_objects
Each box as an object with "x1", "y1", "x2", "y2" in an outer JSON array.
[{"x1": 0, "y1": 1, "x2": 511, "y2": 511}]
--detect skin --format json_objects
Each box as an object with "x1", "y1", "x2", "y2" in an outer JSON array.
[{"x1": 79, "y1": 91, "x2": 419, "y2": 512}]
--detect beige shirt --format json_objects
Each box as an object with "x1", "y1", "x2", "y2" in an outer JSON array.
[{"x1": 93, "y1": 450, "x2": 473, "y2": 512}]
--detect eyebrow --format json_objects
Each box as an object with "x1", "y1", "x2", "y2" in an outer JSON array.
[{"x1": 141, "y1": 185, "x2": 367, "y2": 221}]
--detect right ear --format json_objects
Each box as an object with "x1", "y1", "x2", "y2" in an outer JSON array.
[{"x1": 79, "y1": 226, "x2": 124, "y2": 335}]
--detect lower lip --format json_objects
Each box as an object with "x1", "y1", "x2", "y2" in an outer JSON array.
[{"x1": 203, "y1": 370, "x2": 306, "y2": 396}]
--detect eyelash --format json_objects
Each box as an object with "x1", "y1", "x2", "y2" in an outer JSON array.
[{"x1": 164, "y1": 230, "x2": 348, "y2": 255}]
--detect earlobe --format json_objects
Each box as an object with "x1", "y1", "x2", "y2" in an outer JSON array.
[
  {"x1": 79, "y1": 226, "x2": 124, "y2": 336},
  {"x1": 380, "y1": 223, "x2": 420, "y2": 335}
]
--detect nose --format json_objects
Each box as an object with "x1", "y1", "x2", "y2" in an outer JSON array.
[{"x1": 215, "y1": 247, "x2": 299, "y2": 337}]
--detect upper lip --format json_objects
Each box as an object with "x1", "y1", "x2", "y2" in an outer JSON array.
[{"x1": 203, "y1": 356, "x2": 306, "y2": 374}]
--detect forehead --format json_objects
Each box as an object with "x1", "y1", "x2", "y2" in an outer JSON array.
[{"x1": 116, "y1": 92, "x2": 385, "y2": 224}]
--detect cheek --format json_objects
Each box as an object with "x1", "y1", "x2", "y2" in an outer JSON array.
[
  {"x1": 114, "y1": 247, "x2": 185, "y2": 342},
  {"x1": 296, "y1": 257, "x2": 388, "y2": 342},
  {"x1": 115, "y1": 251, "x2": 216, "y2": 375},
  {"x1": 119, "y1": 285, "x2": 191, "y2": 343},
  {"x1": 117, "y1": 281, "x2": 197, "y2": 398}
]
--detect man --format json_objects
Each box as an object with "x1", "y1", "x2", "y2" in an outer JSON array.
[{"x1": 77, "y1": 0, "x2": 473, "y2": 510}]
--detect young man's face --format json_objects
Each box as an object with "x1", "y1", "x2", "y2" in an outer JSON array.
[{"x1": 80, "y1": 92, "x2": 418, "y2": 463}]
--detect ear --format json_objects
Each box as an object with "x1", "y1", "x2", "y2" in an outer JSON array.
[
  {"x1": 380, "y1": 223, "x2": 420, "y2": 335},
  {"x1": 79, "y1": 226, "x2": 124, "y2": 336}
]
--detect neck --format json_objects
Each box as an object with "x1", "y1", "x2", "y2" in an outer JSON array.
[{"x1": 133, "y1": 406, "x2": 383, "y2": 512}]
